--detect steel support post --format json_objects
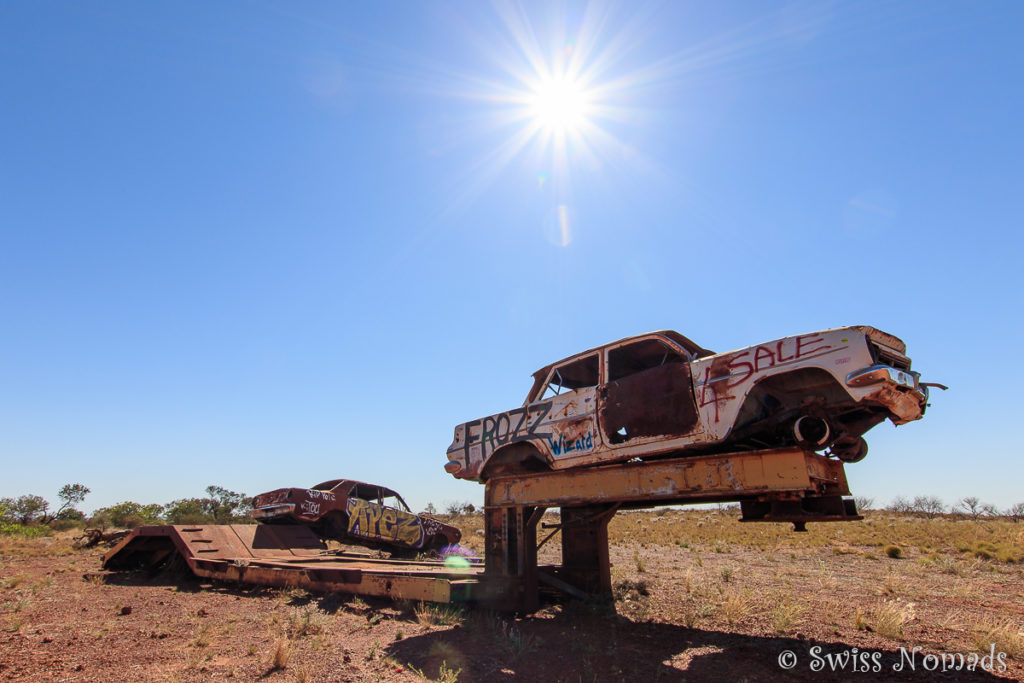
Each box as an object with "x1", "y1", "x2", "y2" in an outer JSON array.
[
  {"x1": 559, "y1": 504, "x2": 614, "y2": 597},
  {"x1": 484, "y1": 505, "x2": 540, "y2": 611}
]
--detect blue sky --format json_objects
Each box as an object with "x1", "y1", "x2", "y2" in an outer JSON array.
[{"x1": 1, "y1": 1, "x2": 1021, "y2": 515}]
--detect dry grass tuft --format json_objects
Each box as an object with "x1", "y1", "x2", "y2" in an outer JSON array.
[
  {"x1": 191, "y1": 623, "x2": 211, "y2": 648},
  {"x1": 345, "y1": 596, "x2": 369, "y2": 613},
  {"x1": 717, "y1": 590, "x2": 751, "y2": 625},
  {"x1": 681, "y1": 567, "x2": 696, "y2": 594},
  {"x1": 415, "y1": 602, "x2": 465, "y2": 627},
  {"x1": 881, "y1": 569, "x2": 902, "y2": 595},
  {"x1": 2, "y1": 615, "x2": 23, "y2": 633},
  {"x1": 2, "y1": 573, "x2": 28, "y2": 589},
  {"x1": 269, "y1": 638, "x2": 291, "y2": 670},
  {"x1": 184, "y1": 648, "x2": 213, "y2": 671},
  {"x1": 771, "y1": 593, "x2": 805, "y2": 633},
  {"x1": 498, "y1": 619, "x2": 537, "y2": 658},
  {"x1": 872, "y1": 599, "x2": 916, "y2": 640},
  {"x1": 681, "y1": 600, "x2": 713, "y2": 628},
  {"x1": 633, "y1": 550, "x2": 647, "y2": 573},
  {"x1": 972, "y1": 620, "x2": 1024, "y2": 660},
  {"x1": 287, "y1": 605, "x2": 326, "y2": 638}
]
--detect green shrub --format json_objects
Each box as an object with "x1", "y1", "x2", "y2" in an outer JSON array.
[
  {"x1": 91, "y1": 502, "x2": 164, "y2": 528},
  {"x1": 48, "y1": 518, "x2": 85, "y2": 532},
  {"x1": 884, "y1": 544, "x2": 903, "y2": 559},
  {"x1": 0, "y1": 522, "x2": 52, "y2": 538}
]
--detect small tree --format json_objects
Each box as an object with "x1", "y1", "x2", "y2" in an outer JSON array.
[
  {"x1": 911, "y1": 495, "x2": 945, "y2": 519},
  {"x1": 0, "y1": 498, "x2": 13, "y2": 524},
  {"x1": 1006, "y1": 502, "x2": 1024, "y2": 523},
  {"x1": 887, "y1": 496, "x2": 912, "y2": 514},
  {"x1": 164, "y1": 498, "x2": 215, "y2": 525},
  {"x1": 3, "y1": 495, "x2": 50, "y2": 525},
  {"x1": 956, "y1": 496, "x2": 983, "y2": 520},
  {"x1": 422, "y1": 502, "x2": 438, "y2": 516},
  {"x1": 54, "y1": 508, "x2": 85, "y2": 522},
  {"x1": 53, "y1": 484, "x2": 90, "y2": 521},
  {"x1": 979, "y1": 503, "x2": 999, "y2": 518},
  {"x1": 853, "y1": 496, "x2": 874, "y2": 511},
  {"x1": 204, "y1": 486, "x2": 251, "y2": 522},
  {"x1": 92, "y1": 501, "x2": 163, "y2": 528}
]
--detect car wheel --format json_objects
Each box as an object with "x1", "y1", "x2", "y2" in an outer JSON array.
[{"x1": 830, "y1": 436, "x2": 868, "y2": 463}]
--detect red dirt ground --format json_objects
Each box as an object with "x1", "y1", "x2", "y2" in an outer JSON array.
[{"x1": 1, "y1": 517, "x2": 1021, "y2": 682}]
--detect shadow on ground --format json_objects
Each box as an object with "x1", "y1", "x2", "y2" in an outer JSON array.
[
  {"x1": 95, "y1": 565, "x2": 1008, "y2": 681},
  {"x1": 385, "y1": 605, "x2": 1005, "y2": 682}
]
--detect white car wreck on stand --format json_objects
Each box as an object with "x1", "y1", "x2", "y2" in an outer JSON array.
[{"x1": 446, "y1": 326, "x2": 942, "y2": 482}]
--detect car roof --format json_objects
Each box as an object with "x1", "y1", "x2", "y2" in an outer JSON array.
[
  {"x1": 309, "y1": 479, "x2": 402, "y2": 499},
  {"x1": 526, "y1": 330, "x2": 714, "y2": 401}
]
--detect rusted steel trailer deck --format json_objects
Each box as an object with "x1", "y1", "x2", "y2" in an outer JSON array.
[{"x1": 103, "y1": 524, "x2": 483, "y2": 603}]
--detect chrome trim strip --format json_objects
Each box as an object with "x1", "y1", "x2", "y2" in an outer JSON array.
[
  {"x1": 250, "y1": 504, "x2": 295, "y2": 518},
  {"x1": 846, "y1": 365, "x2": 919, "y2": 390}
]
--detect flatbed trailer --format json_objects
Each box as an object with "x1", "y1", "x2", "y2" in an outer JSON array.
[
  {"x1": 103, "y1": 523, "x2": 483, "y2": 603},
  {"x1": 104, "y1": 447, "x2": 859, "y2": 611}
]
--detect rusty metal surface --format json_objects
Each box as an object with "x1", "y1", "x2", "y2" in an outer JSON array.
[
  {"x1": 475, "y1": 448, "x2": 859, "y2": 610},
  {"x1": 103, "y1": 525, "x2": 482, "y2": 604},
  {"x1": 484, "y1": 448, "x2": 850, "y2": 508},
  {"x1": 187, "y1": 558, "x2": 478, "y2": 603},
  {"x1": 599, "y1": 362, "x2": 699, "y2": 443},
  {"x1": 103, "y1": 524, "x2": 327, "y2": 567}
]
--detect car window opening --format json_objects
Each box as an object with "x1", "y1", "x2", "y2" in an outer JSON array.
[
  {"x1": 542, "y1": 353, "x2": 599, "y2": 399},
  {"x1": 608, "y1": 338, "x2": 684, "y2": 383}
]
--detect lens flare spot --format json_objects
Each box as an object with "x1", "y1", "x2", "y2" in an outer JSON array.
[
  {"x1": 543, "y1": 204, "x2": 572, "y2": 247},
  {"x1": 443, "y1": 555, "x2": 472, "y2": 571}
]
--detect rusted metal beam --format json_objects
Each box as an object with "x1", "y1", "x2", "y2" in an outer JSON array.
[{"x1": 485, "y1": 448, "x2": 851, "y2": 509}]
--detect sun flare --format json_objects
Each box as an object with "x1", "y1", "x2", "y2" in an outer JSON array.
[{"x1": 528, "y1": 75, "x2": 592, "y2": 134}]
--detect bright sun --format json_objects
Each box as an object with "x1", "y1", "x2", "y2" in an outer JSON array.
[{"x1": 528, "y1": 75, "x2": 592, "y2": 134}]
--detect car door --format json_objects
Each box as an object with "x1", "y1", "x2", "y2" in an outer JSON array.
[
  {"x1": 380, "y1": 494, "x2": 426, "y2": 548},
  {"x1": 535, "y1": 352, "x2": 602, "y2": 465},
  {"x1": 598, "y1": 337, "x2": 702, "y2": 446},
  {"x1": 346, "y1": 489, "x2": 425, "y2": 548}
]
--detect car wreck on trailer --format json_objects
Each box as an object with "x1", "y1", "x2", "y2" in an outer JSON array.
[
  {"x1": 446, "y1": 326, "x2": 942, "y2": 481},
  {"x1": 250, "y1": 479, "x2": 461, "y2": 555}
]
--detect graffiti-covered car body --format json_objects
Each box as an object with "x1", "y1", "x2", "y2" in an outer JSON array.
[
  {"x1": 446, "y1": 326, "x2": 936, "y2": 481},
  {"x1": 250, "y1": 480, "x2": 461, "y2": 553}
]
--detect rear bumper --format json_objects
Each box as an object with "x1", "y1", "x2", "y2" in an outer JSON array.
[{"x1": 250, "y1": 504, "x2": 295, "y2": 520}]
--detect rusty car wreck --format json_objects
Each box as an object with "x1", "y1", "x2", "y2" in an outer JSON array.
[
  {"x1": 446, "y1": 326, "x2": 939, "y2": 481},
  {"x1": 250, "y1": 479, "x2": 461, "y2": 555}
]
